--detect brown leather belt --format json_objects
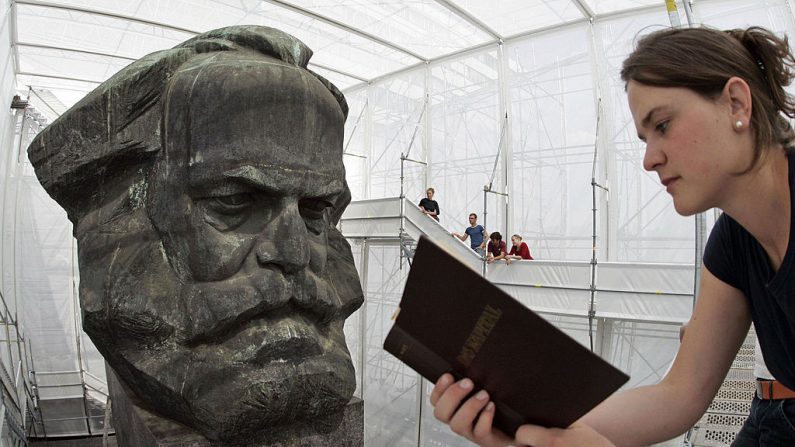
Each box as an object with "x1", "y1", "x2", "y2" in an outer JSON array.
[{"x1": 756, "y1": 380, "x2": 795, "y2": 400}]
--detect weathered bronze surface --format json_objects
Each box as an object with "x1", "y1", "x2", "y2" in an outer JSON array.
[{"x1": 28, "y1": 26, "x2": 363, "y2": 443}]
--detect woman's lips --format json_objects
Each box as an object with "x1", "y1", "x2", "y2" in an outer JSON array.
[{"x1": 661, "y1": 176, "x2": 680, "y2": 192}]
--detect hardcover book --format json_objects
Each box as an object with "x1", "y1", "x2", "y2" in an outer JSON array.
[{"x1": 383, "y1": 236, "x2": 630, "y2": 436}]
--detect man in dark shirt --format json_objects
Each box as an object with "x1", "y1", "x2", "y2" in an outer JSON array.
[
  {"x1": 486, "y1": 232, "x2": 507, "y2": 264},
  {"x1": 418, "y1": 187, "x2": 440, "y2": 221}
]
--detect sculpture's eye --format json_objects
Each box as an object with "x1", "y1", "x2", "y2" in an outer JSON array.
[
  {"x1": 299, "y1": 198, "x2": 333, "y2": 234},
  {"x1": 211, "y1": 193, "x2": 254, "y2": 215},
  {"x1": 198, "y1": 192, "x2": 256, "y2": 231}
]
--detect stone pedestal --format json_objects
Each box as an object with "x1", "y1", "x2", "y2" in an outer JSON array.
[{"x1": 107, "y1": 365, "x2": 364, "y2": 447}]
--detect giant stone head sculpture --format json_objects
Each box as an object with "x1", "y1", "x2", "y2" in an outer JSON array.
[{"x1": 27, "y1": 26, "x2": 364, "y2": 442}]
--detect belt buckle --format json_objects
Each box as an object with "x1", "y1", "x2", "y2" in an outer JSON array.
[{"x1": 756, "y1": 380, "x2": 774, "y2": 399}]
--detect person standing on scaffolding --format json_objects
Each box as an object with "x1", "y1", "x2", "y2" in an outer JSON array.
[
  {"x1": 419, "y1": 187, "x2": 440, "y2": 221},
  {"x1": 453, "y1": 213, "x2": 487, "y2": 256}
]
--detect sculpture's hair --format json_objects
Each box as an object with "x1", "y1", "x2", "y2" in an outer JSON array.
[
  {"x1": 621, "y1": 26, "x2": 795, "y2": 171},
  {"x1": 28, "y1": 26, "x2": 348, "y2": 222}
]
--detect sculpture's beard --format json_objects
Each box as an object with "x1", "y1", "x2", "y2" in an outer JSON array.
[{"x1": 78, "y1": 226, "x2": 362, "y2": 441}]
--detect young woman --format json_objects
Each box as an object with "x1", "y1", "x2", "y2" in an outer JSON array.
[
  {"x1": 419, "y1": 187, "x2": 440, "y2": 221},
  {"x1": 430, "y1": 25, "x2": 795, "y2": 447},
  {"x1": 505, "y1": 234, "x2": 533, "y2": 264}
]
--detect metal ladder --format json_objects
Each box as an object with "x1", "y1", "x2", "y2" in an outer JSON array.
[{"x1": 687, "y1": 330, "x2": 756, "y2": 446}]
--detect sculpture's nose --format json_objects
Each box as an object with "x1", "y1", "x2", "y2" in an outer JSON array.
[{"x1": 255, "y1": 201, "x2": 311, "y2": 274}]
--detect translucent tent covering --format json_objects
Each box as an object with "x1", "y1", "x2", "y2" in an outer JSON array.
[{"x1": 0, "y1": 0, "x2": 794, "y2": 444}]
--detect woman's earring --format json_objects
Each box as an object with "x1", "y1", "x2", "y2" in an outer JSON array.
[{"x1": 735, "y1": 120, "x2": 744, "y2": 129}]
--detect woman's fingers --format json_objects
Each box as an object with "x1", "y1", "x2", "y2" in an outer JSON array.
[
  {"x1": 472, "y1": 400, "x2": 497, "y2": 438},
  {"x1": 430, "y1": 373, "x2": 454, "y2": 406},
  {"x1": 430, "y1": 378, "x2": 514, "y2": 447},
  {"x1": 432, "y1": 377, "x2": 474, "y2": 422},
  {"x1": 448, "y1": 389, "x2": 490, "y2": 435}
]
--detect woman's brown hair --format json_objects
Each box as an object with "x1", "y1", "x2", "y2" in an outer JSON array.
[{"x1": 621, "y1": 26, "x2": 795, "y2": 169}]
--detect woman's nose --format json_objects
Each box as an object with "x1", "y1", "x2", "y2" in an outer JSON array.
[{"x1": 642, "y1": 141, "x2": 665, "y2": 172}]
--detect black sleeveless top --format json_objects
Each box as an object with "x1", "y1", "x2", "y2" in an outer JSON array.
[{"x1": 704, "y1": 153, "x2": 795, "y2": 388}]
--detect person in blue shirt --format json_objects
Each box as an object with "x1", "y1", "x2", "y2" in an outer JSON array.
[{"x1": 453, "y1": 213, "x2": 487, "y2": 256}]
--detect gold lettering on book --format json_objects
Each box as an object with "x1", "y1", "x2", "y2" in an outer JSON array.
[{"x1": 455, "y1": 304, "x2": 502, "y2": 367}]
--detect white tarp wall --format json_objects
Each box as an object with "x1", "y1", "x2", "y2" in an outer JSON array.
[
  {"x1": 0, "y1": 2, "x2": 43, "y2": 443},
  {"x1": 342, "y1": 0, "x2": 795, "y2": 263}
]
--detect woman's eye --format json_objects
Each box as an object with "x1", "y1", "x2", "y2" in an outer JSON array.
[{"x1": 211, "y1": 193, "x2": 254, "y2": 214}]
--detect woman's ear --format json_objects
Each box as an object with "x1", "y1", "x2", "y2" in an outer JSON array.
[{"x1": 724, "y1": 76, "x2": 753, "y2": 130}]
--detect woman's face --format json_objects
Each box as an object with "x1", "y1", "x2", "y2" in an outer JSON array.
[
  {"x1": 626, "y1": 80, "x2": 752, "y2": 216},
  {"x1": 511, "y1": 236, "x2": 520, "y2": 247},
  {"x1": 426, "y1": 189, "x2": 433, "y2": 199}
]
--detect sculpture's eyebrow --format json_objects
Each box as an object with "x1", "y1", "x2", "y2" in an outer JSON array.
[
  {"x1": 186, "y1": 164, "x2": 343, "y2": 198},
  {"x1": 222, "y1": 165, "x2": 281, "y2": 194}
]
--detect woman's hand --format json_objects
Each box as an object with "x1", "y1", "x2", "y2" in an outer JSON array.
[
  {"x1": 430, "y1": 373, "x2": 616, "y2": 447},
  {"x1": 429, "y1": 374, "x2": 514, "y2": 447},
  {"x1": 515, "y1": 422, "x2": 616, "y2": 447}
]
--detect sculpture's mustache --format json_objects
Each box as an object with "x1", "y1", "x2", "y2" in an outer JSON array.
[{"x1": 178, "y1": 267, "x2": 341, "y2": 345}]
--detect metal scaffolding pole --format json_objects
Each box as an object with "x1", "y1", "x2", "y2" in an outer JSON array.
[
  {"x1": 482, "y1": 112, "x2": 509, "y2": 275},
  {"x1": 398, "y1": 96, "x2": 429, "y2": 269},
  {"x1": 589, "y1": 99, "x2": 608, "y2": 353}
]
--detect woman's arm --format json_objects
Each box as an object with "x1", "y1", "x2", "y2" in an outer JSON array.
[
  {"x1": 427, "y1": 201, "x2": 439, "y2": 216},
  {"x1": 574, "y1": 266, "x2": 751, "y2": 446},
  {"x1": 430, "y1": 266, "x2": 751, "y2": 447},
  {"x1": 520, "y1": 243, "x2": 533, "y2": 260}
]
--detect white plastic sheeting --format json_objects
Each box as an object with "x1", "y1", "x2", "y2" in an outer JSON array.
[
  {"x1": 1, "y1": 6, "x2": 43, "y2": 438},
  {"x1": 9, "y1": 0, "x2": 688, "y2": 106},
  {"x1": 340, "y1": 0, "x2": 795, "y2": 265}
]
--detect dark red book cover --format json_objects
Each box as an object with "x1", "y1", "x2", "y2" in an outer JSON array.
[{"x1": 384, "y1": 236, "x2": 629, "y2": 436}]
